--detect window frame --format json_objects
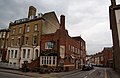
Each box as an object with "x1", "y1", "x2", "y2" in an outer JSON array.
[
  {"x1": 34, "y1": 24, "x2": 38, "y2": 31},
  {"x1": 45, "y1": 42, "x2": 54, "y2": 49}
]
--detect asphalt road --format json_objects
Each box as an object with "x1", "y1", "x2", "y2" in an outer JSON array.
[
  {"x1": 0, "y1": 67, "x2": 119, "y2": 78},
  {"x1": 59, "y1": 67, "x2": 111, "y2": 78}
]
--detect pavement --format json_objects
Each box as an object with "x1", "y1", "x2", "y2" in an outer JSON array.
[
  {"x1": 0, "y1": 68, "x2": 81, "y2": 78},
  {"x1": 106, "y1": 68, "x2": 120, "y2": 78}
]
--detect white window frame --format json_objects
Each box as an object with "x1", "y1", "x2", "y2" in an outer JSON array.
[
  {"x1": 26, "y1": 26, "x2": 30, "y2": 32},
  {"x1": 45, "y1": 42, "x2": 54, "y2": 49},
  {"x1": 34, "y1": 24, "x2": 38, "y2": 31},
  {"x1": 12, "y1": 29, "x2": 15, "y2": 35},
  {"x1": 19, "y1": 27, "x2": 22, "y2": 33}
]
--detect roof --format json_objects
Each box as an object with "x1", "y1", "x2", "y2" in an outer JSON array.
[
  {"x1": 72, "y1": 36, "x2": 85, "y2": 42},
  {"x1": 0, "y1": 29, "x2": 9, "y2": 32}
]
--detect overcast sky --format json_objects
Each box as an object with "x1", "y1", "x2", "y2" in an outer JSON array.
[{"x1": 0, "y1": 0, "x2": 120, "y2": 54}]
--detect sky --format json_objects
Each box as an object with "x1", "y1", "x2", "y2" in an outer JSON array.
[{"x1": 0, "y1": 0, "x2": 120, "y2": 55}]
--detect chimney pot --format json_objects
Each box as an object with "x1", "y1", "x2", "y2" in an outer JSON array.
[
  {"x1": 60, "y1": 15, "x2": 65, "y2": 30},
  {"x1": 111, "y1": 0, "x2": 116, "y2": 6},
  {"x1": 28, "y1": 6, "x2": 36, "y2": 18}
]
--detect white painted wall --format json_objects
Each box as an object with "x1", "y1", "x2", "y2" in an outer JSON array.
[
  {"x1": 115, "y1": 10, "x2": 120, "y2": 46},
  {"x1": 8, "y1": 46, "x2": 40, "y2": 68},
  {"x1": 60, "y1": 45, "x2": 65, "y2": 58}
]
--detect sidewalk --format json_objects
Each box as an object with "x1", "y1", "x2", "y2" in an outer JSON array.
[
  {"x1": 106, "y1": 68, "x2": 120, "y2": 78},
  {"x1": 0, "y1": 68, "x2": 81, "y2": 78}
]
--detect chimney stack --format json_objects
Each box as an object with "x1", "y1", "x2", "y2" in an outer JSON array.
[
  {"x1": 111, "y1": 0, "x2": 116, "y2": 6},
  {"x1": 60, "y1": 15, "x2": 65, "y2": 30},
  {"x1": 28, "y1": 6, "x2": 36, "y2": 18}
]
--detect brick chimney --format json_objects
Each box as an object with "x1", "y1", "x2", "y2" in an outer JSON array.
[
  {"x1": 28, "y1": 6, "x2": 36, "y2": 18},
  {"x1": 60, "y1": 15, "x2": 65, "y2": 30},
  {"x1": 111, "y1": 0, "x2": 116, "y2": 6}
]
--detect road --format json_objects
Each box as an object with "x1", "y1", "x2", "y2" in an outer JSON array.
[
  {"x1": 58, "y1": 67, "x2": 113, "y2": 78},
  {"x1": 0, "y1": 67, "x2": 119, "y2": 78}
]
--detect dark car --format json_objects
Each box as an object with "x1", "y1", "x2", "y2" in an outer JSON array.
[{"x1": 82, "y1": 64, "x2": 93, "y2": 71}]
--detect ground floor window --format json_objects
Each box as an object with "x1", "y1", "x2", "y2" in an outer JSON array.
[
  {"x1": 23, "y1": 49, "x2": 26, "y2": 58},
  {"x1": 41, "y1": 56, "x2": 57, "y2": 66}
]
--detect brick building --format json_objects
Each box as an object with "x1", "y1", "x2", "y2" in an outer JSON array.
[
  {"x1": 7, "y1": 6, "x2": 60, "y2": 68},
  {"x1": 109, "y1": 0, "x2": 120, "y2": 72},
  {"x1": 102, "y1": 47, "x2": 113, "y2": 67},
  {"x1": 89, "y1": 47, "x2": 113, "y2": 67},
  {"x1": 40, "y1": 15, "x2": 86, "y2": 70},
  {"x1": 0, "y1": 29, "x2": 9, "y2": 62},
  {"x1": 6, "y1": 6, "x2": 86, "y2": 70}
]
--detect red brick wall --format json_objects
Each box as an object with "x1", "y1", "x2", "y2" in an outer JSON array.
[{"x1": 40, "y1": 28, "x2": 86, "y2": 70}]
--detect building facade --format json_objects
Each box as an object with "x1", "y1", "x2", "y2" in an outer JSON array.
[
  {"x1": 40, "y1": 15, "x2": 86, "y2": 70},
  {"x1": 89, "y1": 47, "x2": 113, "y2": 67},
  {"x1": 109, "y1": 0, "x2": 120, "y2": 72},
  {"x1": 0, "y1": 29, "x2": 9, "y2": 62},
  {"x1": 7, "y1": 6, "x2": 60, "y2": 68}
]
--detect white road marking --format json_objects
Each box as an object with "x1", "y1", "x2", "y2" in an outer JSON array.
[
  {"x1": 84, "y1": 75, "x2": 87, "y2": 78},
  {"x1": 89, "y1": 69, "x2": 96, "y2": 75}
]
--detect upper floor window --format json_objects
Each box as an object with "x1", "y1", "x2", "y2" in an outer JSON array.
[
  {"x1": 17, "y1": 38, "x2": 20, "y2": 46},
  {"x1": 25, "y1": 37, "x2": 28, "y2": 45},
  {"x1": 26, "y1": 26, "x2": 30, "y2": 32},
  {"x1": 33, "y1": 36, "x2": 37, "y2": 45},
  {"x1": 19, "y1": 27, "x2": 22, "y2": 33},
  {"x1": 34, "y1": 24, "x2": 38, "y2": 31},
  {"x1": 12, "y1": 29, "x2": 15, "y2": 35},
  {"x1": 45, "y1": 42, "x2": 54, "y2": 49},
  {"x1": 0, "y1": 32, "x2": 1, "y2": 38},
  {"x1": 11, "y1": 38, "x2": 14, "y2": 46},
  {"x1": 3, "y1": 32, "x2": 6, "y2": 38}
]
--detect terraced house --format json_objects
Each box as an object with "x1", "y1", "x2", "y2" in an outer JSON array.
[
  {"x1": 0, "y1": 29, "x2": 9, "y2": 62},
  {"x1": 6, "y1": 6, "x2": 86, "y2": 71}
]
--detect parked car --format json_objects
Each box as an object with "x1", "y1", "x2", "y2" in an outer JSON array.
[
  {"x1": 89, "y1": 64, "x2": 94, "y2": 70},
  {"x1": 82, "y1": 64, "x2": 94, "y2": 71}
]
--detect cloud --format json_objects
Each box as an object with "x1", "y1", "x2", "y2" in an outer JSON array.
[{"x1": 0, "y1": 0, "x2": 113, "y2": 54}]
